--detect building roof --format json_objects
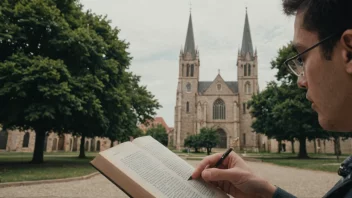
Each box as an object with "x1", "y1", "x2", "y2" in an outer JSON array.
[
  {"x1": 198, "y1": 81, "x2": 238, "y2": 94},
  {"x1": 183, "y1": 13, "x2": 196, "y2": 59},
  {"x1": 153, "y1": 117, "x2": 170, "y2": 131},
  {"x1": 138, "y1": 117, "x2": 172, "y2": 133},
  {"x1": 240, "y1": 8, "x2": 254, "y2": 57}
]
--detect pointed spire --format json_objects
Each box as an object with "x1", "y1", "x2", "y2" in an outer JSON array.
[
  {"x1": 184, "y1": 13, "x2": 196, "y2": 59},
  {"x1": 241, "y1": 7, "x2": 254, "y2": 57}
]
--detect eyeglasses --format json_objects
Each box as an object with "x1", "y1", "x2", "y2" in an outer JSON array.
[{"x1": 284, "y1": 32, "x2": 341, "y2": 77}]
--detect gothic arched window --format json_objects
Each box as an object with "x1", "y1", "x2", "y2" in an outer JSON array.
[
  {"x1": 22, "y1": 132, "x2": 30, "y2": 148},
  {"x1": 213, "y1": 99, "x2": 226, "y2": 120},
  {"x1": 248, "y1": 64, "x2": 251, "y2": 76},
  {"x1": 186, "y1": 101, "x2": 190, "y2": 113},
  {"x1": 191, "y1": 64, "x2": 194, "y2": 76},
  {"x1": 186, "y1": 64, "x2": 190, "y2": 76},
  {"x1": 244, "y1": 64, "x2": 247, "y2": 76},
  {"x1": 245, "y1": 82, "x2": 251, "y2": 94},
  {"x1": 182, "y1": 64, "x2": 184, "y2": 76},
  {"x1": 186, "y1": 82, "x2": 191, "y2": 92}
]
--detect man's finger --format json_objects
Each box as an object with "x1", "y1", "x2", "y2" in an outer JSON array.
[
  {"x1": 201, "y1": 167, "x2": 249, "y2": 184},
  {"x1": 191, "y1": 153, "x2": 223, "y2": 179}
]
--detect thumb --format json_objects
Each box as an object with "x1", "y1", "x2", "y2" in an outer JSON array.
[{"x1": 202, "y1": 167, "x2": 249, "y2": 184}]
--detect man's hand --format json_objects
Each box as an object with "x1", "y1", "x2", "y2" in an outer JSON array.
[{"x1": 191, "y1": 152, "x2": 277, "y2": 198}]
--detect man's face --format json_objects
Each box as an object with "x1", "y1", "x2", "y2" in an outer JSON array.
[{"x1": 293, "y1": 11, "x2": 352, "y2": 132}]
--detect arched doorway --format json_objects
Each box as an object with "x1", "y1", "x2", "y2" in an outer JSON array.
[
  {"x1": 52, "y1": 138, "x2": 57, "y2": 151},
  {"x1": 43, "y1": 135, "x2": 48, "y2": 152},
  {"x1": 90, "y1": 139, "x2": 95, "y2": 151},
  {"x1": 73, "y1": 138, "x2": 78, "y2": 151},
  {"x1": 58, "y1": 135, "x2": 65, "y2": 151},
  {"x1": 85, "y1": 141, "x2": 89, "y2": 151},
  {"x1": 217, "y1": 128, "x2": 227, "y2": 148},
  {"x1": 22, "y1": 132, "x2": 30, "y2": 148},
  {"x1": 0, "y1": 130, "x2": 8, "y2": 150},
  {"x1": 96, "y1": 140, "x2": 101, "y2": 151}
]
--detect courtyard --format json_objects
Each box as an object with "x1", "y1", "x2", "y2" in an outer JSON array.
[{"x1": 0, "y1": 159, "x2": 341, "y2": 198}]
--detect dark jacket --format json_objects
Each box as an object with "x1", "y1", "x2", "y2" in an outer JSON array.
[{"x1": 272, "y1": 155, "x2": 352, "y2": 198}]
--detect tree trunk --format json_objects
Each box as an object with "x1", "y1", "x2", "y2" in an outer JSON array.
[
  {"x1": 298, "y1": 137, "x2": 309, "y2": 159},
  {"x1": 291, "y1": 140, "x2": 295, "y2": 154},
  {"x1": 334, "y1": 137, "x2": 341, "y2": 161},
  {"x1": 313, "y1": 138, "x2": 317, "y2": 154},
  {"x1": 277, "y1": 140, "x2": 281, "y2": 153},
  {"x1": 31, "y1": 130, "x2": 46, "y2": 164},
  {"x1": 324, "y1": 140, "x2": 326, "y2": 153},
  {"x1": 79, "y1": 135, "x2": 86, "y2": 158},
  {"x1": 206, "y1": 148, "x2": 211, "y2": 155}
]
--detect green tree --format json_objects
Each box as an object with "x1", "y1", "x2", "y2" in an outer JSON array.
[
  {"x1": 249, "y1": 42, "x2": 335, "y2": 158},
  {"x1": 184, "y1": 134, "x2": 202, "y2": 153},
  {"x1": 0, "y1": 0, "x2": 86, "y2": 163},
  {"x1": 199, "y1": 127, "x2": 220, "y2": 155},
  {"x1": 270, "y1": 42, "x2": 352, "y2": 157},
  {"x1": 68, "y1": 10, "x2": 132, "y2": 158},
  {"x1": 146, "y1": 124, "x2": 168, "y2": 146},
  {"x1": 0, "y1": 0, "x2": 161, "y2": 163},
  {"x1": 272, "y1": 82, "x2": 331, "y2": 158}
]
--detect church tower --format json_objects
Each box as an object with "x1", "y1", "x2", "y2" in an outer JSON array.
[
  {"x1": 237, "y1": 8, "x2": 259, "y2": 150},
  {"x1": 174, "y1": 12, "x2": 200, "y2": 150}
]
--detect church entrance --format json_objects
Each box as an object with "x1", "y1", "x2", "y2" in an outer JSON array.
[
  {"x1": 0, "y1": 130, "x2": 8, "y2": 150},
  {"x1": 216, "y1": 128, "x2": 227, "y2": 148}
]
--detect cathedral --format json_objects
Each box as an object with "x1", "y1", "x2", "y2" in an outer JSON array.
[{"x1": 173, "y1": 9, "x2": 266, "y2": 151}]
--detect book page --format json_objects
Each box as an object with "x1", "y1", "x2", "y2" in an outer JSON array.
[
  {"x1": 99, "y1": 141, "x2": 228, "y2": 198},
  {"x1": 132, "y1": 136, "x2": 229, "y2": 198}
]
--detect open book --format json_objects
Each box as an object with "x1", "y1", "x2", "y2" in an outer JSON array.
[{"x1": 90, "y1": 135, "x2": 229, "y2": 198}]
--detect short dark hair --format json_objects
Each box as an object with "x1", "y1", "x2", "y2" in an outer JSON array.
[{"x1": 282, "y1": 0, "x2": 352, "y2": 59}]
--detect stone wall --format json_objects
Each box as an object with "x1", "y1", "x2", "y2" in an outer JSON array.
[
  {"x1": 0, "y1": 129, "x2": 119, "y2": 153},
  {"x1": 268, "y1": 137, "x2": 352, "y2": 155}
]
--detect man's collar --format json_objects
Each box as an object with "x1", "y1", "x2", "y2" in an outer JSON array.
[{"x1": 338, "y1": 155, "x2": 352, "y2": 178}]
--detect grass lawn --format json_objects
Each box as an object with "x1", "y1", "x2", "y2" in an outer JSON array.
[
  {"x1": 246, "y1": 152, "x2": 346, "y2": 173},
  {"x1": 171, "y1": 149, "x2": 218, "y2": 157},
  {"x1": 261, "y1": 158, "x2": 344, "y2": 173},
  {"x1": 0, "y1": 152, "x2": 98, "y2": 183},
  {"x1": 243, "y1": 152, "x2": 350, "y2": 158}
]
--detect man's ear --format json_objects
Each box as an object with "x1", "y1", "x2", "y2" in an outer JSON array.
[{"x1": 340, "y1": 30, "x2": 352, "y2": 74}]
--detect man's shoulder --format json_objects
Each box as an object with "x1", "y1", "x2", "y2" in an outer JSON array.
[{"x1": 322, "y1": 155, "x2": 352, "y2": 198}]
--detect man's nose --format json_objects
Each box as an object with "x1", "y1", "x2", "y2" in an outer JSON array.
[{"x1": 297, "y1": 75, "x2": 308, "y2": 89}]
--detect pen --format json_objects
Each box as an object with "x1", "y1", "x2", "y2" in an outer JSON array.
[{"x1": 188, "y1": 147, "x2": 233, "y2": 180}]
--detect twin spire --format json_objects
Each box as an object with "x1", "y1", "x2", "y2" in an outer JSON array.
[
  {"x1": 182, "y1": 7, "x2": 254, "y2": 59},
  {"x1": 183, "y1": 13, "x2": 196, "y2": 59},
  {"x1": 241, "y1": 8, "x2": 254, "y2": 57}
]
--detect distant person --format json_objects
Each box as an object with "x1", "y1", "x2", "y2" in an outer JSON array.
[{"x1": 191, "y1": 1, "x2": 352, "y2": 197}]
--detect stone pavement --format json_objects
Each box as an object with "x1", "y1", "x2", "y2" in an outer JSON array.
[{"x1": 0, "y1": 160, "x2": 341, "y2": 198}]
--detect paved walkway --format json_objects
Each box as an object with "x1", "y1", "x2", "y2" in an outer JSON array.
[{"x1": 0, "y1": 160, "x2": 341, "y2": 198}]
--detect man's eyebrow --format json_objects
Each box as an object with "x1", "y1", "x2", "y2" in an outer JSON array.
[{"x1": 292, "y1": 42, "x2": 307, "y2": 53}]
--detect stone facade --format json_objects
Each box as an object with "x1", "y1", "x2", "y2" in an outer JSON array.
[
  {"x1": 0, "y1": 129, "x2": 118, "y2": 153},
  {"x1": 269, "y1": 137, "x2": 352, "y2": 154},
  {"x1": 172, "y1": 10, "x2": 265, "y2": 152}
]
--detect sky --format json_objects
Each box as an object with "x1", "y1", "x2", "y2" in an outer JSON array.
[{"x1": 79, "y1": 0, "x2": 296, "y2": 127}]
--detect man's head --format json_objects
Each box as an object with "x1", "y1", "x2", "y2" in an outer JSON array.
[{"x1": 282, "y1": 0, "x2": 352, "y2": 132}]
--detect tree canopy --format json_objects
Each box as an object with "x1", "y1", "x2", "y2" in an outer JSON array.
[
  {"x1": 248, "y1": 42, "x2": 352, "y2": 158},
  {"x1": 145, "y1": 124, "x2": 168, "y2": 146},
  {"x1": 0, "y1": 0, "x2": 161, "y2": 163}
]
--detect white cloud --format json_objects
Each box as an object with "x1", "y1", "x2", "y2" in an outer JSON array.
[{"x1": 79, "y1": 0, "x2": 295, "y2": 127}]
